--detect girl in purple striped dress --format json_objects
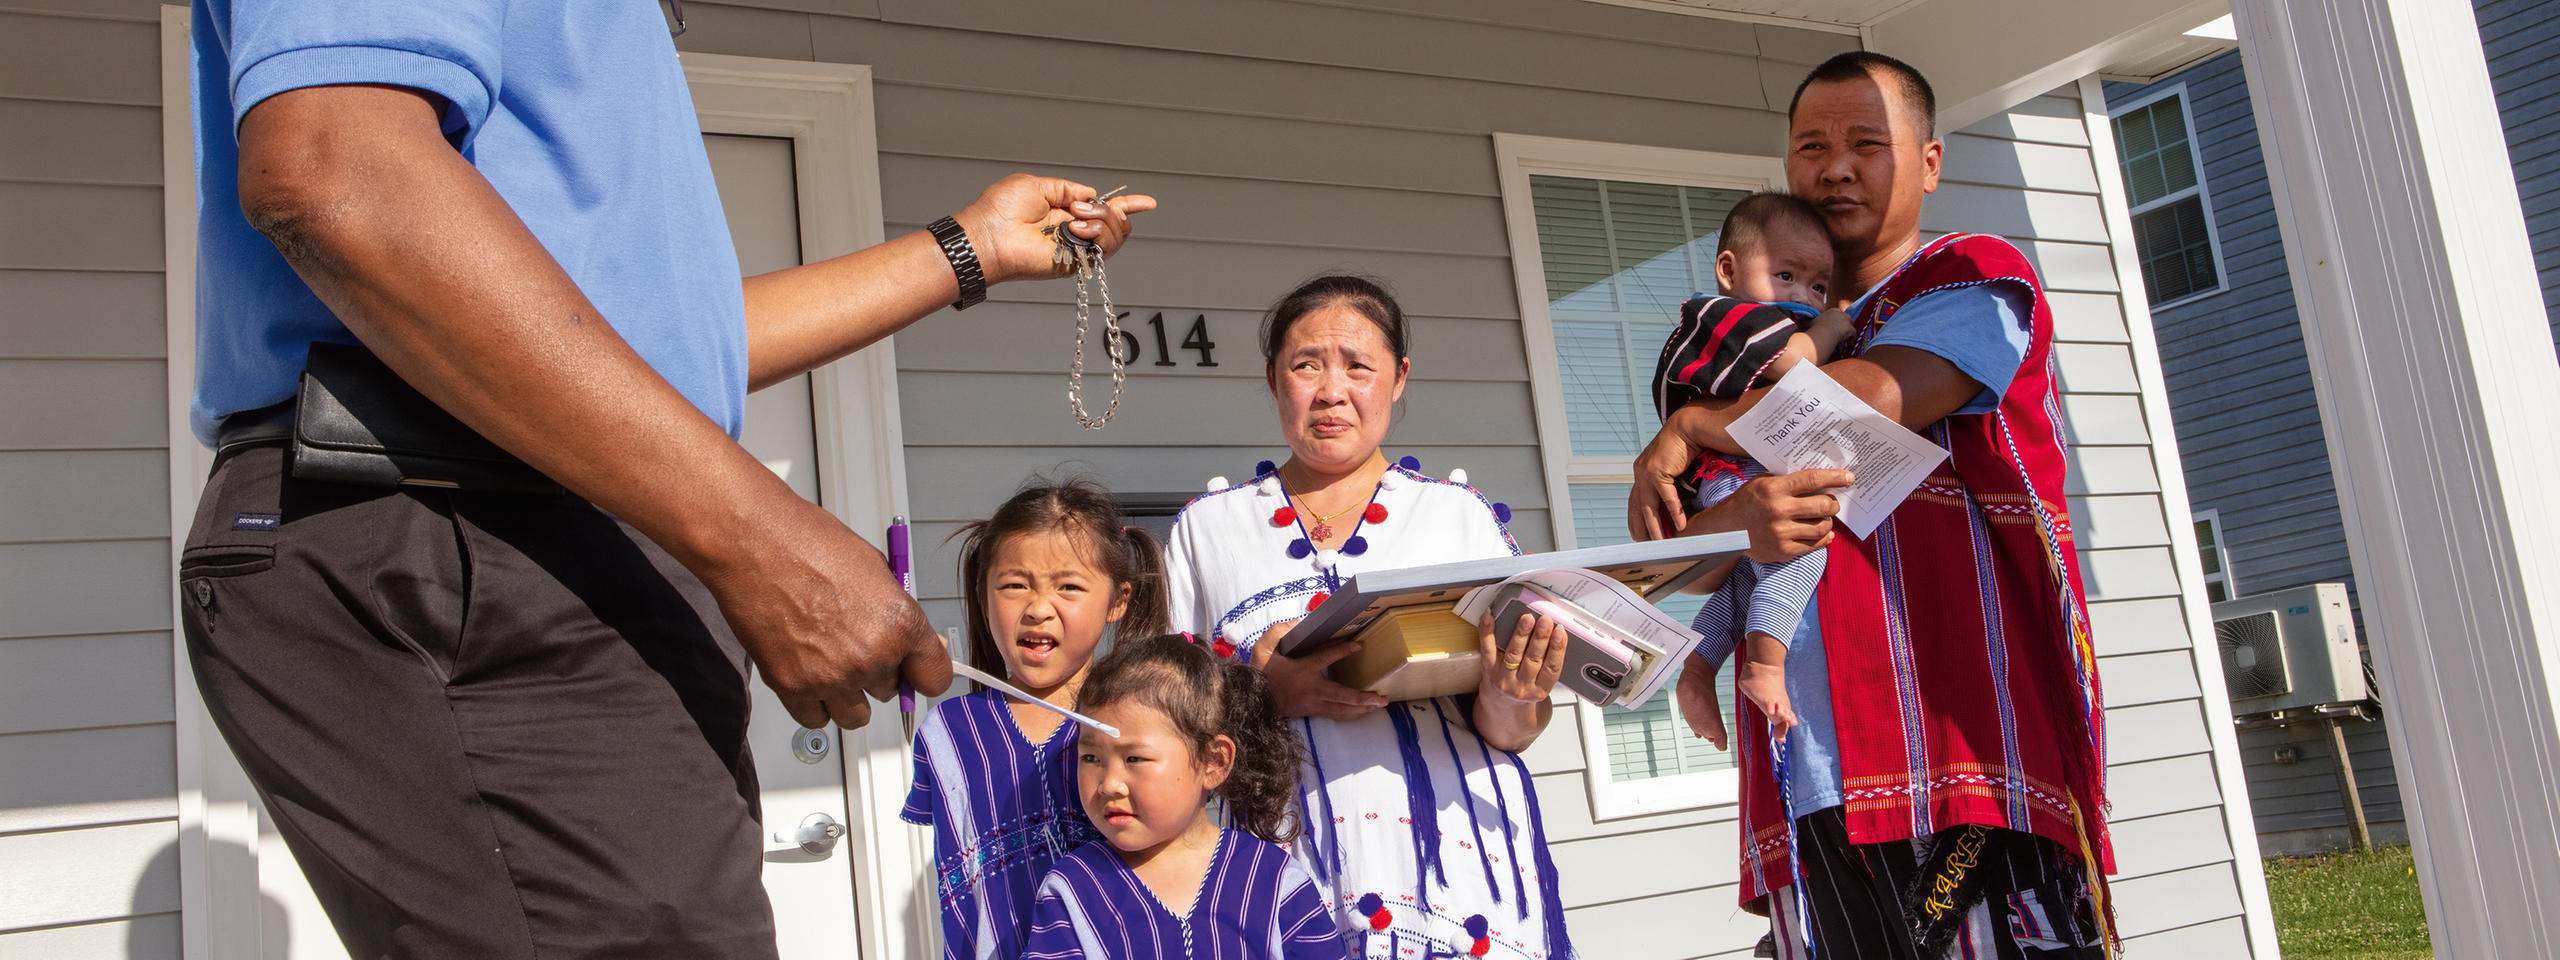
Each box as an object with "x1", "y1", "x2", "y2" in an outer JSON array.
[
  {"x1": 1023, "y1": 634, "x2": 1345, "y2": 960},
  {"x1": 904, "y1": 480, "x2": 1170, "y2": 960}
]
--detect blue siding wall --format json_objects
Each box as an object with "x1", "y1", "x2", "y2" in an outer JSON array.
[
  {"x1": 2478, "y1": 0, "x2": 2560, "y2": 345},
  {"x1": 2107, "y1": 9, "x2": 2560, "y2": 851},
  {"x1": 2106, "y1": 54, "x2": 2354, "y2": 604},
  {"x1": 2103, "y1": 54, "x2": 2399, "y2": 852}
]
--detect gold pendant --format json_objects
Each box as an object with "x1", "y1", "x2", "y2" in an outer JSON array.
[{"x1": 1309, "y1": 520, "x2": 1334, "y2": 542}]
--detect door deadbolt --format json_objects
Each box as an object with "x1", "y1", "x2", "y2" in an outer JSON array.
[{"x1": 791, "y1": 726, "x2": 830, "y2": 763}]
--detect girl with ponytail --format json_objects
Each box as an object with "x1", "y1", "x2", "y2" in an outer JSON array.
[
  {"x1": 1021, "y1": 634, "x2": 1344, "y2": 959},
  {"x1": 902, "y1": 478, "x2": 1169, "y2": 960}
]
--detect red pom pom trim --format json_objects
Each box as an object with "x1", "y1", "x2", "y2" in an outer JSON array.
[
  {"x1": 1471, "y1": 939, "x2": 1491, "y2": 957},
  {"x1": 1368, "y1": 909, "x2": 1394, "y2": 932},
  {"x1": 1307, "y1": 592, "x2": 1330, "y2": 612},
  {"x1": 1271, "y1": 506, "x2": 1296, "y2": 527},
  {"x1": 1211, "y1": 638, "x2": 1236, "y2": 659},
  {"x1": 1364, "y1": 503, "x2": 1388, "y2": 524}
]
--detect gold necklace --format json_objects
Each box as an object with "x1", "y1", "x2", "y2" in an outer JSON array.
[{"x1": 1288, "y1": 492, "x2": 1370, "y2": 542}]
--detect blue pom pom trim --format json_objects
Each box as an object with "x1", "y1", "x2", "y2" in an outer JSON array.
[
  {"x1": 1255, "y1": 459, "x2": 1277, "y2": 477},
  {"x1": 1342, "y1": 535, "x2": 1369, "y2": 556},
  {"x1": 1492, "y1": 502, "x2": 1513, "y2": 523},
  {"x1": 1287, "y1": 538, "x2": 1314, "y2": 559},
  {"x1": 1398, "y1": 455, "x2": 1421, "y2": 471}
]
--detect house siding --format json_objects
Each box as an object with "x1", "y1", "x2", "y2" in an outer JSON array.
[
  {"x1": 2476, "y1": 0, "x2": 2560, "y2": 345},
  {"x1": 2106, "y1": 12, "x2": 2560, "y2": 853},
  {"x1": 0, "y1": 0, "x2": 2263, "y2": 956},
  {"x1": 0, "y1": 5, "x2": 182, "y2": 953},
  {"x1": 2101, "y1": 54, "x2": 2402, "y2": 857},
  {"x1": 1927, "y1": 85, "x2": 2253, "y2": 954}
]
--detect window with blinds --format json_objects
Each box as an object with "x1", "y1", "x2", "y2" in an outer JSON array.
[
  {"x1": 2112, "y1": 91, "x2": 2224, "y2": 305},
  {"x1": 1530, "y1": 173, "x2": 1746, "y2": 781}
]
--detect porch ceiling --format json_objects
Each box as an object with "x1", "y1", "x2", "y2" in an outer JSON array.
[{"x1": 1583, "y1": 0, "x2": 2232, "y2": 126}]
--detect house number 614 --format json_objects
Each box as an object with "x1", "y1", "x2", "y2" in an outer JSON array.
[{"x1": 1107, "y1": 312, "x2": 1220, "y2": 368}]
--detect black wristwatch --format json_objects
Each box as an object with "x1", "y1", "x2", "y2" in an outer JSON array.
[{"x1": 927, "y1": 215, "x2": 987, "y2": 311}]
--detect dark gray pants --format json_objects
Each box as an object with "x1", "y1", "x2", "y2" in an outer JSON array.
[{"x1": 178, "y1": 442, "x2": 778, "y2": 959}]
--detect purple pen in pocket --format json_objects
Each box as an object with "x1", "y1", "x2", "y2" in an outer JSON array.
[{"x1": 889, "y1": 516, "x2": 916, "y2": 713}]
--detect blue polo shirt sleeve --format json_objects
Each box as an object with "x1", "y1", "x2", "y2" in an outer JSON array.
[
  {"x1": 222, "y1": 2, "x2": 504, "y2": 146},
  {"x1": 1867, "y1": 282, "x2": 2034, "y2": 416}
]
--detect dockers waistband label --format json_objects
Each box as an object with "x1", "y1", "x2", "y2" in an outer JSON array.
[{"x1": 233, "y1": 513, "x2": 282, "y2": 531}]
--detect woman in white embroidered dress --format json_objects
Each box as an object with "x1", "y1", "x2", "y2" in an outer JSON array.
[{"x1": 1162, "y1": 275, "x2": 1575, "y2": 960}]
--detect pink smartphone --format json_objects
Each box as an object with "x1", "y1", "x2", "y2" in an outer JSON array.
[{"x1": 1491, "y1": 586, "x2": 1640, "y2": 703}]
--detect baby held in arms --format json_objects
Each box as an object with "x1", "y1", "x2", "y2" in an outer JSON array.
[{"x1": 1650, "y1": 191, "x2": 1856, "y2": 740}]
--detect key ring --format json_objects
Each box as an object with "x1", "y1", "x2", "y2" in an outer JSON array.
[{"x1": 1046, "y1": 187, "x2": 1129, "y2": 430}]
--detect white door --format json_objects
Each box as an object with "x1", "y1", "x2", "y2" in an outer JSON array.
[
  {"x1": 707, "y1": 132, "x2": 865, "y2": 958},
  {"x1": 685, "y1": 55, "x2": 932, "y2": 960}
]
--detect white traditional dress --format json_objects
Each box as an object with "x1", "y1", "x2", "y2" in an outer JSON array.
[{"x1": 1164, "y1": 456, "x2": 1574, "y2": 960}]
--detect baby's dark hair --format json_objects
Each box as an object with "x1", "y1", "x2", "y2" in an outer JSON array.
[
  {"x1": 954, "y1": 477, "x2": 1169, "y2": 692},
  {"x1": 1076, "y1": 633, "x2": 1303, "y2": 845},
  {"x1": 1716, "y1": 191, "x2": 1830, "y2": 261}
]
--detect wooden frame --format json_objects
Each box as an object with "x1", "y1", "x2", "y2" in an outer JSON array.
[{"x1": 1491, "y1": 132, "x2": 1779, "y2": 820}]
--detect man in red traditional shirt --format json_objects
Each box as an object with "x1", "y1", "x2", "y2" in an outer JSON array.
[{"x1": 1633, "y1": 52, "x2": 2114, "y2": 959}]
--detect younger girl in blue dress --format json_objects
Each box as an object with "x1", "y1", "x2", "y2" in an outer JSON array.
[
  {"x1": 1024, "y1": 634, "x2": 1346, "y2": 960},
  {"x1": 904, "y1": 479, "x2": 1169, "y2": 960}
]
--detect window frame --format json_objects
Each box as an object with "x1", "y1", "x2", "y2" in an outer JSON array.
[
  {"x1": 2108, "y1": 84, "x2": 2229, "y2": 309},
  {"x1": 1493, "y1": 133, "x2": 1779, "y2": 820},
  {"x1": 2195, "y1": 508, "x2": 2239, "y2": 602}
]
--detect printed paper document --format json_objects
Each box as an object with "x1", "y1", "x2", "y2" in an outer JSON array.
[{"x1": 1729, "y1": 361, "x2": 1949, "y2": 538}]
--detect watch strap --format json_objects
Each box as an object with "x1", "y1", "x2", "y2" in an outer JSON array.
[{"x1": 927, "y1": 215, "x2": 986, "y2": 310}]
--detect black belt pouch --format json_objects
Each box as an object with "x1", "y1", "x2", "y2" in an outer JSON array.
[{"x1": 292, "y1": 341, "x2": 563, "y2": 496}]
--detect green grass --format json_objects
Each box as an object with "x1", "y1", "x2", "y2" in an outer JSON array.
[{"x1": 2263, "y1": 845, "x2": 2433, "y2": 960}]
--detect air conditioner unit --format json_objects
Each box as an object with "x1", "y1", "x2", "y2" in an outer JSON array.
[{"x1": 2211, "y1": 582, "x2": 2365, "y2": 715}]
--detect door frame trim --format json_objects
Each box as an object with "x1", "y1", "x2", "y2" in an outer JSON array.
[{"x1": 681, "y1": 52, "x2": 929, "y2": 960}]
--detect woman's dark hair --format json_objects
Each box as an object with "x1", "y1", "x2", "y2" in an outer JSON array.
[
  {"x1": 1259, "y1": 274, "x2": 1411, "y2": 382},
  {"x1": 1076, "y1": 633, "x2": 1304, "y2": 845},
  {"x1": 953, "y1": 477, "x2": 1169, "y2": 692}
]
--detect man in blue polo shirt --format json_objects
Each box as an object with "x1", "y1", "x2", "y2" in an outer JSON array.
[{"x1": 179, "y1": 3, "x2": 1153, "y2": 955}]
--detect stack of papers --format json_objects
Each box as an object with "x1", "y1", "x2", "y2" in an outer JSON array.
[{"x1": 1453, "y1": 567, "x2": 1696, "y2": 708}]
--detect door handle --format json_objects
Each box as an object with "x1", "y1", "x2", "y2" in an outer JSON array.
[{"x1": 766, "y1": 812, "x2": 846, "y2": 863}]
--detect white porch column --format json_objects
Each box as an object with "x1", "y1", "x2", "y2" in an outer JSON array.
[{"x1": 2230, "y1": 0, "x2": 2560, "y2": 956}]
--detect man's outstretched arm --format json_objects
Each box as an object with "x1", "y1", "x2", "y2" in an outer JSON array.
[
  {"x1": 237, "y1": 83, "x2": 949, "y2": 728},
  {"x1": 736, "y1": 177, "x2": 1153, "y2": 390}
]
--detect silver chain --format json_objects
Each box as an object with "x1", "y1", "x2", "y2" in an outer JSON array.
[{"x1": 1051, "y1": 188, "x2": 1128, "y2": 430}]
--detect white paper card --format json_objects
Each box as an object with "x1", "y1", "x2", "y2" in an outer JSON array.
[{"x1": 1729, "y1": 361, "x2": 1949, "y2": 538}]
